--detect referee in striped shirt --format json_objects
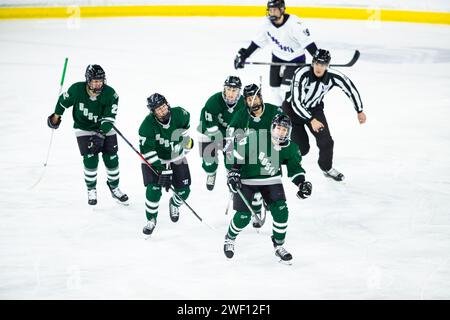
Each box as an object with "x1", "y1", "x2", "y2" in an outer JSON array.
[{"x1": 283, "y1": 49, "x2": 366, "y2": 181}]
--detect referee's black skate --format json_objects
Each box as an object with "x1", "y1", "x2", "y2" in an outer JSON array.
[
  {"x1": 224, "y1": 235, "x2": 235, "y2": 259},
  {"x1": 271, "y1": 236, "x2": 292, "y2": 265},
  {"x1": 323, "y1": 168, "x2": 345, "y2": 182},
  {"x1": 107, "y1": 181, "x2": 129, "y2": 204}
]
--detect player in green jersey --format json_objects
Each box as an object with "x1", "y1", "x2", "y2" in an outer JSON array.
[
  {"x1": 225, "y1": 83, "x2": 284, "y2": 229},
  {"x1": 47, "y1": 64, "x2": 128, "y2": 205},
  {"x1": 224, "y1": 113, "x2": 312, "y2": 264},
  {"x1": 139, "y1": 93, "x2": 194, "y2": 236},
  {"x1": 197, "y1": 76, "x2": 245, "y2": 191}
]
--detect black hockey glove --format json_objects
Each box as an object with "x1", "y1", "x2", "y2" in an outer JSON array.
[
  {"x1": 227, "y1": 167, "x2": 242, "y2": 193},
  {"x1": 297, "y1": 181, "x2": 312, "y2": 199},
  {"x1": 47, "y1": 113, "x2": 61, "y2": 129},
  {"x1": 158, "y1": 167, "x2": 173, "y2": 192},
  {"x1": 234, "y1": 48, "x2": 248, "y2": 69},
  {"x1": 88, "y1": 131, "x2": 106, "y2": 154}
]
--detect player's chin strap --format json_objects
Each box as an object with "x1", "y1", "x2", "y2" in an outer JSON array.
[
  {"x1": 112, "y1": 124, "x2": 216, "y2": 231},
  {"x1": 245, "y1": 50, "x2": 360, "y2": 67}
]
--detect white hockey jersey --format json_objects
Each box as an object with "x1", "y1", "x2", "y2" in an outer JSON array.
[{"x1": 252, "y1": 14, "x2": 315, "y2": 61}]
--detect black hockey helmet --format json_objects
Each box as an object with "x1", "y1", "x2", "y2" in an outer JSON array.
[
  {"x1": 243, "y1": 83, "x2": 263, "y2": 113},
  {"x1": 223, "y1": 76, "x2": 242, "y2": 106},
  {"x1": 267, "y1": 0, "x2": 286, "y2": 21},
  {"x1": 224, "y1": 75, "x2": 242, "y2": 89},
  {"x1": 312, "y1": 49, "x2": 331, "y2": 65},
  {"x1": 85, "y1": 64, "x2": 106, "y2": 93},
  {"x1": 271, "y1": 113, "x2": 292, "y2": 146},
  {"x1": 147, "y1": 93, "x2": 171, "y2": 123}
]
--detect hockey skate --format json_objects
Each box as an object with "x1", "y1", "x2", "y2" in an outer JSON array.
[
  {"x1": 206, "y1": 173, "x2": 216, "y2": 191},
  {"x1": 323, "y1": 168, "x2": 345, "y2": 182},
  {"x1": 106, "y1": 181, "x2": 129, "y2": 205},
  {"x1": 224, "y1": 235, "x2": 235, "y2": 259},
  {"x1": 87, "y1": 189, "x2": 97, "y2": 206},
  {"x1": 143, "y1": 218, "x2": 156, "y2": 238},
  {"x1": 169, "y1": 199, "x2": 179, "y2": 222},
  {"x1": 271, "y1": 236, "x2": 293, "y2": 265}
]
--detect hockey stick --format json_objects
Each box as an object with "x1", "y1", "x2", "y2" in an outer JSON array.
[
  {"x1": 224, "y1": 192, "x2": 233, "y2": 215},
  {"x1": 29, "y1": 57, "x2": 69, "y2": 190},
  {"x1": 236, "y1": 189, "x2": 263, "y2": 225},
  {"x1": 245, "y1": 50, "x2": 360, "y2": 68},
  {"x1": 112, "y1": 125, "x2": 212, "y2": 229}
]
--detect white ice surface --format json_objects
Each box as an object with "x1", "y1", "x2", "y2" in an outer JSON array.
[{"x1": 0, "y1": 17, "x2": 449, "y2": 299}]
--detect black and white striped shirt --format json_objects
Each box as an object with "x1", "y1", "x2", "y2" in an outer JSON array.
[{"x1": 288, "y1": 66, "x2": 363, "y2": 121}]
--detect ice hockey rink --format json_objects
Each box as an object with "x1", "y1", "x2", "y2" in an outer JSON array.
[{"x1": 1, "y1": 8, "x2": 450, "y2": 299}]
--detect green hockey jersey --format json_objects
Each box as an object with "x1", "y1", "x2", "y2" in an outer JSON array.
[
  {"x1": 197, "y1": 92, "x2": 245, "y2": 140},
  {"x1": 138, "y1": 107, "x2": 190, "y2": 171},
  {"x1": 54, "y1": 82, "x2": 119, "y2": 133},
  {"x1": 233, "y1": 130, "x2": 305, "y2": 185},
  {"x1": 227, "y1": 102, "x2": 284, "y2": 138}
]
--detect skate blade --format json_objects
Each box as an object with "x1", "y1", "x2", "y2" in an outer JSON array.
[
  {"x1": 278, "y1": 259, "x2": 293, "y2": 266},
  {"x1": 116, "y1": 199, "x2": 130, "y2": 206},
  {"x1": 143, "y1": 234, "x2": 152, "y2": 240}
]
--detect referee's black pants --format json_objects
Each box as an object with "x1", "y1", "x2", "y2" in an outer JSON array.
[{"x1": 282, "y1": 101, "x2": 334, "y2": 172}]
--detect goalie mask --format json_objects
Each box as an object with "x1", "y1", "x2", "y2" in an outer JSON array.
[
  {"x1": 85, "y1": 64, "x2": 106, "y2": 94},
  {"x1": 271, "y1": 114, "x2": 292, "y2": 146},
  {"x1": 147, "y1": 93, "x2": 171, "y2": 124},
  {"x1": 222, "y1": 76, "x2": 242, "y2": 106}
]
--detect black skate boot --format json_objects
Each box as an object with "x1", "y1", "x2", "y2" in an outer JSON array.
[
  {"x1": 143, "y1": 218, "x2": 156, "y2": 237},
  {"x1": 169, "y1": 198, "x2": 180, "y2": 222},
  {"x1": 323, "y1": 168, "x2": 345, "y2": 181},
  {"x1": 87, "y1": 189, "x2": 97, "y2": 206},
  {"x1": 206, "y1": 173, "x2": 216, "y2": 191},
  {"x1": 271, "y1": 236, "x2": 293, "y2": 265},
  {"x1": 107, "y1": 181, "x2": 129, "y2": 204},
  {"x1": 224, "y1": 235, "x2": 235, "y2": 259}
]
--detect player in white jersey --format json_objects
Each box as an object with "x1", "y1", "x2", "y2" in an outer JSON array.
[{"x1": 234, "y1": 0, "x2": 318, "y2": 106}]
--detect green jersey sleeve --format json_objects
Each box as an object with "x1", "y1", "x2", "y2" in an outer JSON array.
[
  {"x1": 201, "y1": 94, "x2": 222, "y2": 136},
  {"x1": 138, "y1": 119, "x2": 162, "y2": 170},
  {"x1": 99, "y1": 88, "x2": 119, "y2": 134},
  {"x1": 54, "y1": 84, "x2": 76, "y2": 115},
  {"x1": 284, "y1": 143, "x2": 306, "y2": 186}
]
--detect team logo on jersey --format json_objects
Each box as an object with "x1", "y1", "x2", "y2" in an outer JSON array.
[
  {"x1": 267, "y1": 31, "x2": 294, "y2": 53},
  {"x1": 62, "y1": 92, "x2": 69, "y2": 100}
]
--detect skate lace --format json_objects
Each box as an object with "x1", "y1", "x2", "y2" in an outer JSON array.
[
  {"x1": 146, "y1": 220, "x2": 156, "y2": 229},
  {"x1": 327, "y1": 168, "x2": 341, "y2": 176},
  {"x1": 88, "y1": 189, "x2": 97, "y2": 199},
  {"x1": 276, "y1": 246, "x2": 289, "y2": 257},
  {"x1": 111, "y1": 187, "x2": 125, "y2": 197},
  {"x1": 224, "y1": 238, "x2": 235, "y2": 251},
  {"x1": 207, "y1": 174, "x2": 216, "y2": 184},
  {"x1": 170, "y1": 205, "x2": 179, "y2": 217}
]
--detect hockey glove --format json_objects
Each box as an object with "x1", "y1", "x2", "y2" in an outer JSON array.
[
  {"x1": 47, "y1": 113, "x2": 61, "y2": 129},
  {"x1": 297, "y1": 181, "x2": 312, "y2": 199},
  {"x1": 158, "y1": 168, "x2": 173, "y2": 192},
  {"x1": 234, "y1": 48, "x2": 248, "y2": 69},
  {"x1": 88, "y1": 131, "x2": 106, "y2": 154},
  {"x1": 227, "y1": 167, "x2": 242, "y2": 193}
]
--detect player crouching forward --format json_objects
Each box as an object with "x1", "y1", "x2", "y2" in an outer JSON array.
[
  {"x1": 224, "y1": 114, "x2": 312, "y2": 264},
  {"x1": 138, "y1": 93, "x2": 194, "y2": 236}
]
